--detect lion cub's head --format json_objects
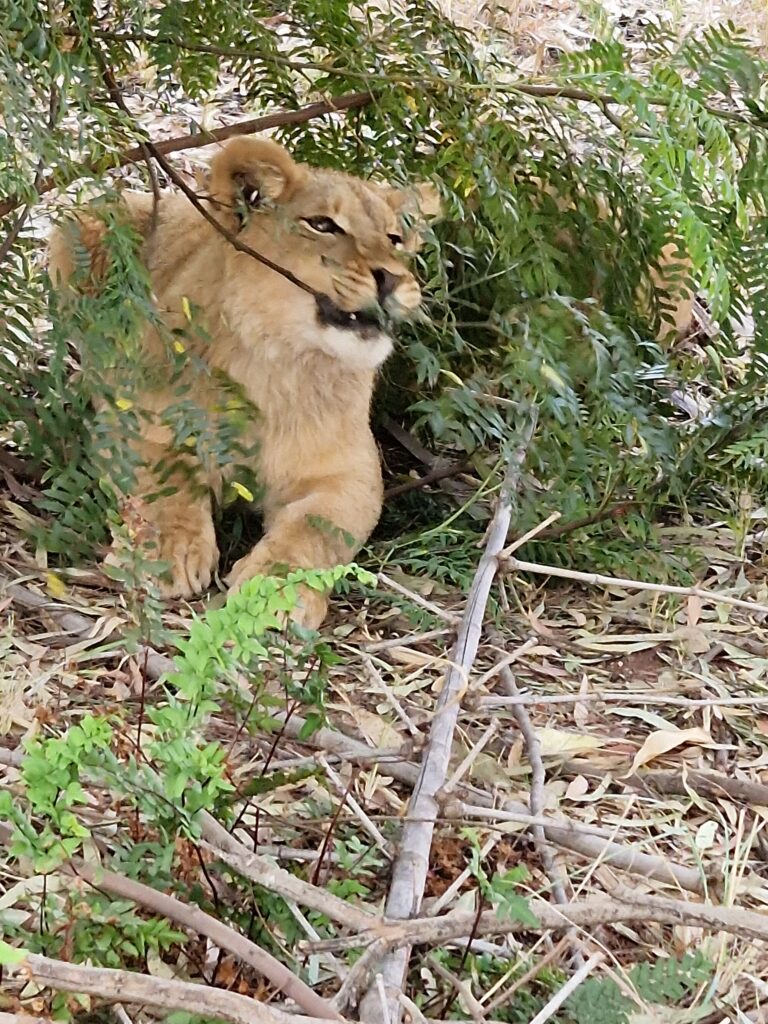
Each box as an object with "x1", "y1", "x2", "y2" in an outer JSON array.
[{"x1": 207, "y1": 137, "x2": 440, "y2": 368}]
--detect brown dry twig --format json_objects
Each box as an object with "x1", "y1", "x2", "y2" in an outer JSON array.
[
  {"x1": 8, "y1": 953, "x2": 338, "y2": 1024},
  {"x1": 384, "y1": 460, "x2": 475, "y2": 500},
  {"x1": 0, "y1": 91, "x2": 372, "y2": 221},
  {"x1": 493, "y1": 654, "x2": 577, "y2": 963},
  {"x1": 68, "y1": 860, "x2": 341, "y2": 1019},
  {"x1": 0, "y1": 573, "x2": 173, "y2": 680},
  {"x1": 198, "y1": 815, "x2": 377, "y2": 934},
  {"x1": 503, "y1": 555, "x2": 768, "y2": 617}
]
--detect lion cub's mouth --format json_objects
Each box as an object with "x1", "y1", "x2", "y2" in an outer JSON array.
[{"x1": 315, "y1": 294, "x2": 386, "y2": 340}]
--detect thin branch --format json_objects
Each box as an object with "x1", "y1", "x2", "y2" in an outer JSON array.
[
  {"x1": 0, "y1": 573, "x2": 174, "y2": 680},
  {"x1": 384, "y1": 460, "x2": 474, "y2": 500},
  {"x1": 495, "y1": 656, "x2": 574, "y2": 946},
  {"x1": 92, "y1": 47, "x2": 325, "y2": 298},
  {"x1": 0, "y1": 91, "x2": 372, "y2": 221},
  {"x1": 479, "y1": 692, "x2": 768, "y2": 710},
  {"x1": 377, "y1": 572, "x2": 461, "y2": 624},
  {"x1": 9, "y1": 953, "x2": 335, "y2": 1024},
  {"x1": 450, "y1": 801, "x2": 707, "y2": 893},
  {"x1": 527, "y1": 953, "x2": 605, "y2": 1024},
  {"x1": 198, "y1": 823, "x2": 378, "y2": 934},
  {"x1": 504, "y1": 555, "x2": 768, "y2": 617},
  {"x1": 354, "y1": 888, "x2": 768, "y2": 950},
  {"x1": 359, "y1": 411, "x2": 538, "y2": 1024},
  {"x1": 66, "y1": 860, "x2": 341, "y2": 1020}
]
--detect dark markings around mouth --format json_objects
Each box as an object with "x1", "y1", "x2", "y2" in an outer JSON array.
[{"x1": 315, "y1": 293, "x2": 385, "y2": 339}]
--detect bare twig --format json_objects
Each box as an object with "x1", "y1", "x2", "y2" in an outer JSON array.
[
  {"x1": 384, "y1": 461, "x2": 475, "y2": 500},
  {"x1": 198, "y1": 822, "x2": 377, "y2": 934},
  {"x1": 479, "y1": 692, "x2": 768, "y2": 709},
  {"x1": 92, "y1": 47, "x2": 324, "y2": 299},
  {"x1": 0, "y1": 92, "x2": 372, "y2": 221},
  {"x1": 359, "y1": 413, "x2": 538, "y2": 1024},
  {"x1": 496, "y1": 657, "x2": 572, "y2": 925},
  {"x1": 0, "y1": 573, "x2": 174, "y2": 680},
  {"x1": 503, "y1": 555, "x2": 768, "y2": 617},
  {"x1": 377, "y1": 573, "x2": 460, "y2": 624},
  {"x1": 9, "y1": 954, "x2": 336, "y2": 1024},
  {"x1": 361, "y1": 889, "x2": 768, "y2": 949},
  {"x1": 451, "y1": 801, "x2": 706, "y2": 893},
  {"x1": 66, "y1": 861, "x2": 341, "y2": 1019},
  {"x1": 484, "y1": 937, "x2": 570, "y2": 1014},
  {"x1": 527, "y1": 952, "x2": 605, "y2": 1024},
  {"x1": 500, "y1": 512, "x2": 561, "y2": 557}
]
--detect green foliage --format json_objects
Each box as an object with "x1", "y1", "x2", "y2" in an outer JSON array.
[
  {"x1": 463, "y1": 827, "x2": 539, "y2": 927},
  {"x1": 0, "y1": 567, "x2": 366, "y2": 1000},
  {"x1": 2, "y1": 0, "x2": 768, "y2": 578},
  {"x1": 563, "y1": 951, "x2": 713, "y2": 1024}
]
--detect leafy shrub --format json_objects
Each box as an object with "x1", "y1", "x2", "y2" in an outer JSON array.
[{"x1": 2, "y1": 6, "x2": 768, "y2": 570}]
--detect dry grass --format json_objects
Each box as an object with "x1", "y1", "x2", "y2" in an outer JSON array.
[{"x1": 438, "y1": 0, "x2": 768, "y2": 59}]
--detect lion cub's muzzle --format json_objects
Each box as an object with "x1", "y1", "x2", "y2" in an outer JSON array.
[{"x1": 318, "y1": 265, "x2": 422, "y2": 338}]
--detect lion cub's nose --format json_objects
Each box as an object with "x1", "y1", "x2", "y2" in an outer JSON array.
[{"x1": 373, "y1": 268, "x2": 401, "y2": 303}]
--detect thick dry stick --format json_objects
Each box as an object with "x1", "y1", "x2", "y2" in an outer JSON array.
[
  {"x1": 453, "y1": 801, "x2": 706, "y2": 893},
  {"x1": 0, "y1": 574, "x2": 174, "y2": 680},
  {"x1": 218, "y1": 711, "x2": 707, "y2": 893},
  {"x1": 199, "y1": 812, "x2": 377, "y2": 934},
  {"x1": 68, "y1": 862, "x2": 340, "y2": 1020},
  {"x1": 505, "y1": 556, "x2": 768, "y2": 617},
  {"x1": 363, "y1": 889, "x2": 768, "y2": 949},
  {"x1": 0, "y1": 92, "x2": 372, "y2": 220},
  {"x1": 359, "y1": 417, "x2": 537, "y2": 1024},
  {"x1": 11, "y1": 954, "x2": 335, "y2": 1024}
]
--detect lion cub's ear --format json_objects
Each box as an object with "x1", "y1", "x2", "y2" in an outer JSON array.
[
  {"x1": 380, "y1": 180, "x2": 442, "y2": 251},
  {"x1": 381, "y1": 181, "x2": 442, "y2": 223},
  {"x1": 410, "y1": 182, "x2": 442, "y2": 222},
  {"x1": 208, "y1": 138, "x2": 305, "y2": 216}
]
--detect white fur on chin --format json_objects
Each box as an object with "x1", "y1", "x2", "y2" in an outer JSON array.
[{"x1": 311, "y1": 325, "x2": 393, "y2": 370}]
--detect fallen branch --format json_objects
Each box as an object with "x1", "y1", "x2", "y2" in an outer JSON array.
[
  {"x1": 450, "y1": 800, "x2": 707, "y2": 894},
  {"x1": 0, "y1": 91, "x2": 372, "y2": 221},
  {"x1": 359, "y1": 412, "x2": 538, "y2": 1024},
  {"x1": 9, "y1": 953, "x2": 336, "y2": 1024},
  {"x1": 0, "y1": 573, "x2": 173, "y2": 680},
  {"x1": 496, "y1": 658, "x2": 574, "y2": 942},
  {"x1": 637, "y1": 768, "x2": 768, "y2": 807},
  {"x1": 67, "y1": 860, "x2": 340, "y2": 1020},
  {"x1": 503, "y1": 556, "x2": 768, "y2": 617},
  {"x1": 359, "y1": 888, "x2": 768, "y2": 950},
  {"x1": 226, "y1": 709, "x2": 709, "y2": 893},
  {"x1": 199, "y1": 814, "x2": 377, "y2": 934}
]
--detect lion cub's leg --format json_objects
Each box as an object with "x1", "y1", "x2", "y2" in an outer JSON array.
[
  {"x1": 226, "y1": 457, "x2": 382, "y2": 629},
  {"x1": 109, "y1": 438, "x2": 220, "y2": 599}
]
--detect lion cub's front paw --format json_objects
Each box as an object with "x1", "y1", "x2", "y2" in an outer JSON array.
[
  {"x1": 106, "y1": 517, "x2": 219, "y2": 599},
  {"x1": 225, "y1": 554, "x2": 329, "y2": 631}
]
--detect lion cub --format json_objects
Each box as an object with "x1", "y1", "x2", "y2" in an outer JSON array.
[{"x1": 49, "y1": 138, "x2": 440, "y2": 628}]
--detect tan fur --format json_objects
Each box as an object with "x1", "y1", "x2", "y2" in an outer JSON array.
[
  {"x1": 49, "y1": 138, "x2": 439, "y2": 628},
  {"x1": 532, "y1": 179, "x2": 695, "y2": 341}
]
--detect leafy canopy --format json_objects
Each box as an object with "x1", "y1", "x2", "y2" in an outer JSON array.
[{"x1": 2, "y1": 1, "x2": 768, "y2": 577}]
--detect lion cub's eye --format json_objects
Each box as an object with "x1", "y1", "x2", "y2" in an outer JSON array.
[
  {"x1": 388, "y1": 233, "x2": 404, "y2": 248},
  {"x1": 303, "y1": 216, "x2": 345, "y2": 235}
]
